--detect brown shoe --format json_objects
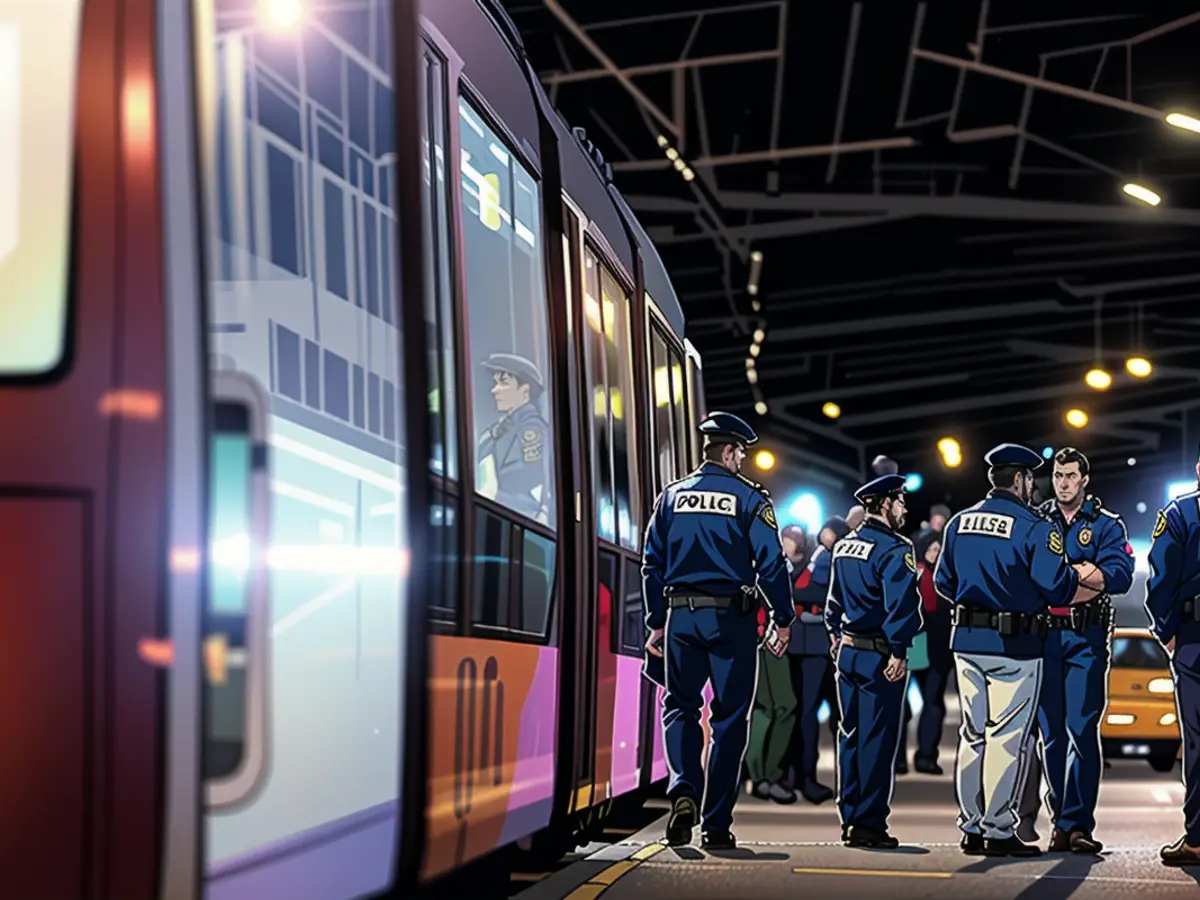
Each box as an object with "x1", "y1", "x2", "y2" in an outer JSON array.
[
  {"x1": 1069, "y1": 831, "x2": 1103, "y2": 854},
  {"x1": 1161, "y1": 837, "x2": 1200, "y2": 866},
  {"x1": 1047, "y1": 828, "x2": 1070, "y2": 852}
]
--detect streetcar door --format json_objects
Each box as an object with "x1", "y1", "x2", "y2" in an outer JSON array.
[
  {"x1": 191, "y1": 0, "x2": 429, "y2": 897},
  {"x1": 0, "y1": 0, "x2": 186, "y2": 897}
]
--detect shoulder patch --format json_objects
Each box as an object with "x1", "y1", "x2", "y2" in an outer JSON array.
[
  {"x1": 1048, "y1": 529, "x2": 1064, "y2": 555},
  {"x1": 1153, "y1": 510, "x2": 1168, "y2": 540},
  {"x1": 759, "y1": 503, "x2": 777, "y2": 529},
  {"x1": 904, "y1": 551, "x2": 917, "y2": 573},
  {"x1": 521, "y1": 428, "x2": 539, "y2": 443}
]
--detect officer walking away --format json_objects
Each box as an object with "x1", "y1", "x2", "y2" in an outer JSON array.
[
  {"x1": 1145, "y1": 446, "x2": 1200, "y2": 866},
  {"x1": 1017, "y1": 447, "x2": 1133, "y2": 854},
  {"x1": 934, "y1": 444, "x2": 1082, "y2": 858},
  {"x1": 642, "y1": 412, "x2": 794, "y2": 851},
  {"x1": 786, "y1": 518, "x2": 850, "y2": 805},
  {"x1": 827, "y1": 474, "x2": 922, "y2": 848},
  {"x1": 477, "y1": 353, "x2": 552, "y2": 522}
]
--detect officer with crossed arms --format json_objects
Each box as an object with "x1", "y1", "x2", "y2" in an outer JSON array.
[
  {"x1": 641, "y1": 412, "x2": 793, "y2": 851},
  {"x1": 934, "y1": 444, "x2": 1084, "y2": 857}
]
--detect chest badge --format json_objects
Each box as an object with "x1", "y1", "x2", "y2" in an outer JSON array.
[{"x1": 1078, "y1": 527, "x2": 1092, "y2": 546}]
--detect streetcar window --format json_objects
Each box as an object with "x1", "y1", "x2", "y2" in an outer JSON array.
[
  {"x1": 583, "y1": 249, "x2": 614, "y2": 543},
  {"x1": 458, "y1": 94, "x2": 555, "y2": 528},
  {"x1": 472, "y1": 507, "x2": 513, "y2": 628},
  {"x1": 649, "y1": 326, "x2": 675, "y2": 492},
  {"x1": 422, "y1": 48, "x2": 458, "y2": 482},
  {"x1": 668, "y1": 343, "x2": 688, "y2": 479},
  {"x1": 618, "y1": 556, "x2": 644, "y2": 656},
  {"x1": 0, "y1": 2, "x2": 81, "y2": 376},
  {"x1": 518, "y1": 530, "x2": 555, "y2": 636}
]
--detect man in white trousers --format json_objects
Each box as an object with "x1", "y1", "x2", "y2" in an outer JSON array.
[{"x1": 933, "y1": 444, "x2": 1092, "y2": 857}]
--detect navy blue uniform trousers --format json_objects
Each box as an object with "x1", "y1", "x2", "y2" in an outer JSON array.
[
  {"x1": 836, "y1": 646, "x2": 907, "y2": 831},
  {"x1": 1176, "y1": 642, "x2": 1200, "y2": 845},
  {"x1": 1036, "y1": 625, "x2": 1108, "y2": 835},
  {"x1": 664, "y1": 605, "x2": 759, "y2": 834}
]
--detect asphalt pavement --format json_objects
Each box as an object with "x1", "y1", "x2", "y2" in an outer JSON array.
[{"x1": 515, "y1": 682, "x2": 1199, "y2": 899}]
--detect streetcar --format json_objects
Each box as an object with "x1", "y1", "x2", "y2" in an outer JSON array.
[{"x1": 2, "y1": 0, "x2": 708, "y2": 897}]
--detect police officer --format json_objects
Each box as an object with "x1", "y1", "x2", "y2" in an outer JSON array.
[
  {"x1": 478, "y1": 353, "x2": 551, "y2": 521},
  {"x1": 826, "y1": 474, "x2": 922, "y2": 848},
  {"x1": 1145, "y1": 446, "x2": 1200, "y2": 866},
  {"x1": 786, "y1": 516, "x2": 849, "y2": 805},
  {"x1": 934, "y1": 443, "x2": 1080, "y2": 857},
  {"x1": 642, "y1": 412, "x2": 793, "y2": 850},
  {"x1": 1017, "y1": 447, "x2": 1133, "y2": 854}
]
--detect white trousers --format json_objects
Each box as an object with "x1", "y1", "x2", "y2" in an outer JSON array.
[{"x1": 954, "y1": 652, "x2": 1043, "y2": 839}]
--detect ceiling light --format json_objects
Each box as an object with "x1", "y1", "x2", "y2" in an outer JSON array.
[
  {"x1": 746, "y1": 369, "x2": 758, "y2": 384},
  {"x1": 672, "y1": 158, "x2": 686, "y2": 172},
  {"x1": 656, "y1": 135, "x2": 669, "y2": 148},
  {"x1": 1042, "y1": 446, "x2": 1053, "y2": 459},
  {"x1": 745, "y1": 358, "x2": 755, "y2": 369},
  {"x1": 1128, "y1": 457, "x2": 1137, "y2": 466},
  {"x1": 754, "y1": 400, "x2": 768, "y2": 415},
  {"x1": 1084, "y1": 368, "x2": 1112, "y2": 390},
  {"x1": 1166, "y1": 112, "x2": 1200, "y2": 134},
  {"x1": 937, "y1": 437, "x2": 960, "y2": 457},
  {"x1": 681, "y1": 167, "x2": 695, "y2": 181},
  {"x1": 753, "y1": 329, "x2": 765, "y2": 343},
  {"x1": 750, "y1": 251, "x2": 763, "y2": 263},
  {"x1": 942, "y1": 452, "x2": 962, "y2": 469},
  {"x1": 755, "y1": 450, "x2": 776, "y2": 470},
  {"x1": 822, "y1": 402, "x2": 841, "y2": 419},
  {"x1": 1123, "y1": 182, "x2": 1161, "y2": 206},
  {"x1": 1066, "y1": 408, "x2": 1089, "y2": 428},
  {"x1": 665, "y1": 148, "x2": 679, "y2": 161},
  {"x1": 749, "y1": 344, "x2": 760, "y2": 357},
  {"x1": 747, "y1": 284, "x2": 759, "y2": 296},
  {"x1": 1126, "y1": 356, "x2": 1152, "y2": 378},
  {"x1": 751, "y1": 300, "x2": 761, "y2": 311}
]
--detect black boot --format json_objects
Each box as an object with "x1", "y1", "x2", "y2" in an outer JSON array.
[{"x1": 664, "y1": 796, "x2": 698, "y2": 847}]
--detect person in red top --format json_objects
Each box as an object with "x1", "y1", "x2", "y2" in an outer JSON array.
[{"x1": 897, "y1": 527, "x2": 954, "y2": 774}]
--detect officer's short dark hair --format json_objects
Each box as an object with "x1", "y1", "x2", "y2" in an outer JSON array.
[
  {"x1": 1053, "y1": 446, "x2": 1090, "y2": 476},
  {"x1": 988, "y1": 465, "x2": 1028, "y2": 490},
  {"x1": 930, "y1": 503, "x2": 951, "y2": 519},
  {"x1": 863, "y1": 491, "x2": 902, "y2": 514},
  {"x1": 702, "y1": 436, "x2": 742, "y2": 461}
]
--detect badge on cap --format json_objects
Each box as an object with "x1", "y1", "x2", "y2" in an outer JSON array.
[
  {"x1": 759, "y1": 503, "x2": 777, "y2": 530},
  {"x1": 1048, "y1": 530, "x2": 1064, "y2": 555},
  {"x1": 1078, "y1": 527, "x2": 1092, "y2": 547},
  {"x1": 1153, "y1": 510, "x2": 1168, "y2": 540},
  {"x1": 904, "y1": 552, "x2": 916, "y2": 573}
]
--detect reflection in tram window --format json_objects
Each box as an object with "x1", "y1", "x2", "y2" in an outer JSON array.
[
  {"x1": 583, "y1": 250, "x2": 614, "y2": 542},
  {"x1": 600, "y1": 265, "x2": 640, "y2": 550},
  {"x1": 199, "y1": 1, "x2": 406, "y2": 892},
  {"x1": 458, "y1": 95, "x2": 555, "y2": 528},
  {"x1": 0, "y1": 2, "x2": 79, "y2": 376},
  {"x1": 650, "y1": 328, "x2": 674, "y2": 494},
  {"x1": 473, "y1": 507, "x2": 513, "y2": 628},
  {"x1": 519, "y1": 530, "x2": 556, "y2": 636}
]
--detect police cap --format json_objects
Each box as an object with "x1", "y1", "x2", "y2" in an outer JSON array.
[
  {"x1": 853, "y1": 473, "x2": 908, "y2": 503},
  {"x1": 984, "y1": 442, "x2": 1044, "y2": 470},
  {"x1": 698, "y1": 411, "x2": 758, "y2": 446},
  {"x1": 480, "y1": 352, "x2": 544, "y2": 389}
]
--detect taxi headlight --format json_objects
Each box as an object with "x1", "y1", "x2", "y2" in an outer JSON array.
[
  {"x1": 1148, "y1": 677, "x2": 1175, "y2": 694},
  {"x1": 1161, "y1": 713, "x2": 1178, "y2": 727},
  {"x1": 1106, "y1": 713, "x2": 1136, "y2": 726}
]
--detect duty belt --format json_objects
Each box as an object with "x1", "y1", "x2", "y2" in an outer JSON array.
[
  {"x1": 668, "y1": 594, "x2": 735, "y2": 610},
  {"x1": 841, "y1": 633, "x2": 891, "y2": 655},
  {"x1": 1044, "y1": 599, "x2": 1112, "y2": 633},
  {"x1": 953, "y1": 606, "x2": 1047, "y2": 638},
  {"x1": 1180, "y1": 595, "x2": 1200, "y2": 621}
]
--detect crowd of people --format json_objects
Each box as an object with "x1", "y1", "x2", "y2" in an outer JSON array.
[{"x1": 744, "y1": 455, "x2": 955, "y2": 804}]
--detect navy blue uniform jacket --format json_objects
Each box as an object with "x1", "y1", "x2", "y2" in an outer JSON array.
[{"x1": 1146, "y1": 489, "x2": 1200, "y2": 646}]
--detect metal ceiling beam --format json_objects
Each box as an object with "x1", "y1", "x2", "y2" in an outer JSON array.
[
  {"x1": 911, "y1": 47, "x2": 1166, "y2": 121},
  {"x1": 610, "y1": 137, "x2": 917, "y2": 172},
  {"x1": 774, "y1": 373, "x2": 970, "y2": 405},
  {"x1": 650, "y1": 214, "x2": 899, "y2": 246},
  {"x1": 712, "y1": 190, "x2": 1200, "y2": 226},
  {"x1": 835, "y1": 382, "x2": 1093, "y2": 428},
  {"x1": 541, "y1": 0, "x2": 679, "y2": 137},
  {"x1": 770, "y1": 300, "x2": 1062, "y2": 342},
  {"x1": 540, "y1": 49, "x2": 778, "y2": 85},
  {"x1": 1058, "y1": 271, "x2": 1200, "y2": 298}
]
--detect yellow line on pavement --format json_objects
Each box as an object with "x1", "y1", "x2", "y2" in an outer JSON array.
[
  {"x1": 793, "y1": 867, "x2": 953, "y2": 879},
  {"x1": 562, "y1": 843, "x2": 667, "y2": 899}
]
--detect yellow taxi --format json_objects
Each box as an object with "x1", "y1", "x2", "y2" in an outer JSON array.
[{"x1": 1103, "y1": 627, "x2": 1181, "y2": 771}]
